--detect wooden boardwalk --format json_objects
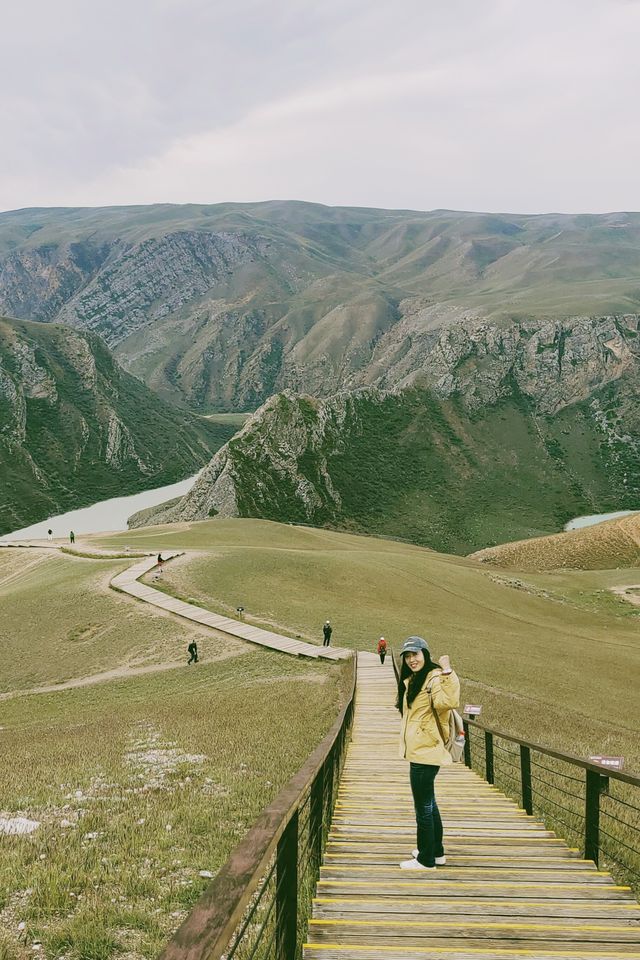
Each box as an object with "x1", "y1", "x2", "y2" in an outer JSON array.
[
  {"x1": 111, "y1": 552, "x2": 350, "y2": 661},
  {"x1": 303, "y1": 653, "x2": 640, "y2": 960}
]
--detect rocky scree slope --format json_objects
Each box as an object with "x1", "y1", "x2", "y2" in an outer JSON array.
[
  {"x1": 130, "y1": 314, "x2": 640, "y2": 553},
  {"x1": 3, "y1": 203, "x2": 640, "y2": 410},
  {"x1": 0, "y1": 317, "x2": 236, "y2": 534}
]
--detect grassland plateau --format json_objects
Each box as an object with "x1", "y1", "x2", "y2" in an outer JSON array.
[{"x1": 0, "y1": 545, "x2": 350, "y2": 960}]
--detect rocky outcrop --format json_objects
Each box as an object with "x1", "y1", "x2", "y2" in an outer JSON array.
[
  {"x1": 0, "y1": 240, "x2": 114, "y2": 322},
  {"x1": 57, "y1": 230, "x2": 273, "y2": 345},
  {"x1": 413, "y1": 313, "x2": 640, "y2": 414},
  {"x1": 130, "y1": 389, "x2": 385, "y2": 527}
]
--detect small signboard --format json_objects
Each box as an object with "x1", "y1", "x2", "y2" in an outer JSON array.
[
  {"x1": 464, "y1": 704, "x2": 482, "y2": 716},
  {"x1": 589, "y1": 755, "x2": 624, "y2": 771}
]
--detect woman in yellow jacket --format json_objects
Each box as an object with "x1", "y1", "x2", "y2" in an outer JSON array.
[{"x1": 396, "y1": 636, "x2": 460, "y2": 870}]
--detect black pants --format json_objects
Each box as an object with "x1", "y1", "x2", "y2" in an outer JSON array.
[
  {"x1": 188, "y1": 652, "x2": 198, "y2": 663},
  {"x1": 409, "y1": 762, "x2": 443, "y2": 867},
  {"x1": 323, "y1": 636, "x2": 331, "y2": 646},
  {"x1": 379, "y1": 652, "x2": 386, "y2": 664}
]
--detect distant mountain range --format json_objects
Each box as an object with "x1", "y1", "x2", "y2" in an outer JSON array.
[
  {"x1": 0, "y1": 317, "x2": 236, "y2": 535},
  {"x1": 3, "y1": 202, "x2": 640, "y2": 412}
]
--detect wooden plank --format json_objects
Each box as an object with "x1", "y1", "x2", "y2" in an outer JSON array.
[{"x1": 303, "y1": 652, "x2": 640, "y2": 960}]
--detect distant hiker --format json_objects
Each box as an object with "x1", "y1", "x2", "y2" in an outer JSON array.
[
  {"x1": 69, "y1": 531, "x2": 75, "y2": 545},
  {"x1": 322, "y1": 621, "x2": 332, "y2": 646},
  {"x1": 47, "y1": 529, "x2": 53, "y2": 542},
  {"x1": 377, "y1": 636, "x2": 387, "y2": 664},
  {"x1": 187, "y1": 641, "x2": 198, "y2": 664},
  {"x1": 157, "y1": 553, "x2": 164, "y2": 565},
  {"x1": 396, "y1": 636, "x2": 460, "y2": 871}
]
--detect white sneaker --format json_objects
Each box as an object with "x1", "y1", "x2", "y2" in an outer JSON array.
[
  {"x1": 399, "y1": 858, "x2": 436, "y2": 871},
  {"x1": 412, "y1": 850, "x2": 446, "y2": 865}
]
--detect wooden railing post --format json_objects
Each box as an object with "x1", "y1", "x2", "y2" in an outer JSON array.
[
  {"x1": 520, "y1": 745, "x2": 533, "y2": 815},
  {"x1": 485, "y1": 731, "x2": 494, "y2": 784},
  {"x1": 276, "y1": 811, "x2": 298, "y2": 960},
  {"x1": 310, "y1": 763, "x2": 325, "y2": 868},
  {"x1": 463, "y1": 720, "x2": 471, "y2": 767},
  {"x1": 584, "y1": 769, "x2": 602, "y2": 866}
]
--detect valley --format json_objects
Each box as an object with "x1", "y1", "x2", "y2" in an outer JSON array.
[{"x1": 2, "y1": 201, "x2": 640, "y2": 960}]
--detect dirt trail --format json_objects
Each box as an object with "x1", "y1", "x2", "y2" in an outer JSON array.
[
  {"x1": 611, "y1": 583, "x2": 640, "y2": 607},
  {"x1": 0, "y1": 550, "x2": 55, "y2": 589},
  {"x1": 0, "y1": 650, "x2": 241, "y2": 702}
]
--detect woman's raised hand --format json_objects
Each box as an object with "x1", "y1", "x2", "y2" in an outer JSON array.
[{"x1": 439, "y1": 654, "x2": 451, "y2": 672}]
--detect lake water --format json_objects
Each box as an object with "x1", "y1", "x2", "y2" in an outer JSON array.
[
  {"x1": 1, "y1": 473, "x2": 199, "y2": 541},
  {"x1": 564, "y1": 510, "x2": 638, "y2": 531}
]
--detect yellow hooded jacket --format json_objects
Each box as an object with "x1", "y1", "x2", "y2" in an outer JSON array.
[{"x1": 399, "y1": 669, "x2": 461, "y2": 765}]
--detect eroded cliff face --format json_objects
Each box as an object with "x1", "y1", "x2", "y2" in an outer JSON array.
[
  {"x1": 412, "y1": 312, "x2": 640, "y2": 414},
  {"x1": 0, "y1": 317, "x2": 233, "y2": 534},
  {"x1": 0, "y1": 241, "x2": 115, "y2": 322}
]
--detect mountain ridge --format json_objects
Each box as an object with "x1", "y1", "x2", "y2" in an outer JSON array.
[{"x1": 3, "y1": 202, "x2": 640, "y2": 411}]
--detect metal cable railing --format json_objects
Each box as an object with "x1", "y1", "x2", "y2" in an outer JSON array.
[{"x1": 464, "y1": 719, "x2": 640, "y2": 891}]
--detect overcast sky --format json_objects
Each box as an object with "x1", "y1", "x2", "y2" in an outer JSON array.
[{"x1": 2, "y1": 0, "x2": 640, "y2": 215}]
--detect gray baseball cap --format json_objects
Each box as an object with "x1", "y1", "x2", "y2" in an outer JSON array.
[{"x1": 400, "y1": 636, "x2": 430, "y2": 656}]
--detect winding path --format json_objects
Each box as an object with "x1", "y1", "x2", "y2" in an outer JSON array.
[
  {"x1": 111, "y1": 552, "x2": 350, "y2": 661},
  {"x1": 0, "y1": 540, "x2": 350, "y2": 664}
]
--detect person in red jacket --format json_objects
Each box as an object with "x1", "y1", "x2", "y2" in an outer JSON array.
[{"x1": 377, "y1": 636, "x2": 388, "y2": 664}]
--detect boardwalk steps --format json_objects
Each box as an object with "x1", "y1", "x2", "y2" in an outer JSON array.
[
  {"x1": 303, "y1": 653, "x2": 640, "y2": 960},
  {"x1": 110, "y1": 552, "x2": 350, "y2": 661}
]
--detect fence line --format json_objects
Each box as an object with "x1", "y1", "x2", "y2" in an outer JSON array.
[{"x1": 160, "y1": 654, "x2": 356, "y2": 960}]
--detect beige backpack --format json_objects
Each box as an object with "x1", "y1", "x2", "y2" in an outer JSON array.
[{"x1": 427, "y1": 677, "x2": 465, "y2": 763}]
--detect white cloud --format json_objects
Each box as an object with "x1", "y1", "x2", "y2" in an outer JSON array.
[{"x1": 1, "y1": 0, "x2": 640, "y2": 213}]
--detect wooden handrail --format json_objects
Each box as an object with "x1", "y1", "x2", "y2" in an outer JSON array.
[{"x1": 160, "y1": 653, "x2": 356, "y2": 960}]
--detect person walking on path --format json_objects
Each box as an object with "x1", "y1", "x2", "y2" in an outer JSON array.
[
  {"x1": 377, "y1": 636, "x2": 388, "y2": 664},
  {"x1": 322, "y1": 620, "x2": 332, "y2": 646},
  {"x1": 396, "y1": 636, "x2": 460, "y2": 871},
  {"x1": 69, "y1": 531, "x2": 75, "y2": 545},
  {"x1": 187, "y1": 640, "x2": 198, "y2": 664},
  {"x1": 47, "y1": 529, "x2": 53, "y2": 542}
]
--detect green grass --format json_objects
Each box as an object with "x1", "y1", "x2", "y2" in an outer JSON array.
[
  {"x1": 0, "y1": 549, "x2": 247, "y2": 694},
  {"x1": 0, "y1": 653, "x2": 349, "y2": 960},
  {"x1": 94, "y1": 519, "x2": 640, "y2": 772}
]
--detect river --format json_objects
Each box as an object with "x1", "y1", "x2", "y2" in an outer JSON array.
[
  {"x1": 2, "y1": 476, "x2": 637, "y2": 542},
  {"x1": 1, "y1": 472, "x2": 199, "y2": 541},
  {"x1": 564, "y1": 509, "x2": 638, "y2": 531}
]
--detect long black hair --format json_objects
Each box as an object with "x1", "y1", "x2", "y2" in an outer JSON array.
[{"x1": 395, "y1": 650, "x2": 443, "y2": 714}]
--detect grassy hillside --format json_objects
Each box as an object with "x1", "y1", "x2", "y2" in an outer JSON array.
[
  {"x1": 3, "y1": 203, "x2": 640, "y2": 409},
  {"x1": 472, "y1": 511, "x2": 640, "y2": 570},
  {"x1": 145, "y1": 382, "x2": 640, "y2": 554},
  {"x1": 0, "y1": 546, "x2": 349, "y2": 960},
  {"x1": 93, "y1": 518, "x2": 640, "y2": 773},
  {"x1": 0, "y1": 549, "x2": 246, "y2": 694},
  {"x1": 0, "y1": 317, "x2": 237, "y2": 535}
]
